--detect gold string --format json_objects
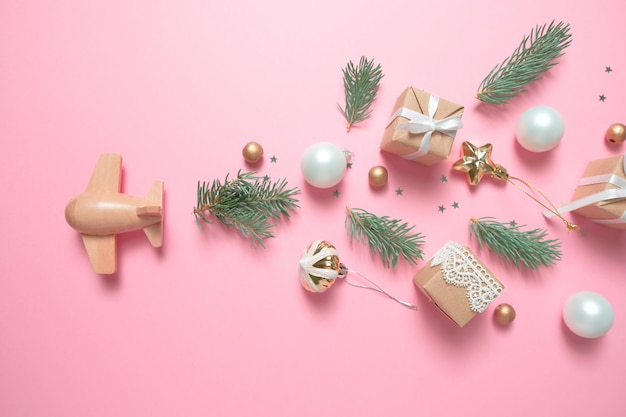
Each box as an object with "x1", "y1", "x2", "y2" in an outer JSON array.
[{"x1": 507, "y1": 176, "x2": 578, "y2": 231}]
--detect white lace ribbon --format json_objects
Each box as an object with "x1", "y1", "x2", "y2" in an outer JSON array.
[
  {"x1": 431, "y1": 241, "x2": 503, "y2": 313},
  {"x1": 544, "y1": 156, "x2": 626, "y2": 224},
  {"x1": 391, "y1": 95, "x2": 463, "y2": 160}
]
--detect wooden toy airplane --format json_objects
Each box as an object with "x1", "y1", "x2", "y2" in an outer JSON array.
[{"x1": 65, "y1": 153, "x2": 164, "y2": 274}]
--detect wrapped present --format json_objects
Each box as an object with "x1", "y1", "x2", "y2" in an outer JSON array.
[
  {"x1": 413, "y1": 241, "x2": 504, "y2": 327},
  {"x1": 544, "y1": 155, "x2": 626, "y2": 229},
  {"x1": 380, "y1": 87, "x2": 464, "y2": 166}
]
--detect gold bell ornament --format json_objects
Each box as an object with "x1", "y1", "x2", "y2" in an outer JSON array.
[
  {"x1": 453, "y1": 141, "x2": 578, "y2": 231},
  {"x1": 298, "y1": 240, "x2": 417, "y2": 310}
]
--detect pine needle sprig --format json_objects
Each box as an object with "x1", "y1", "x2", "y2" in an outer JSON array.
[
  {"x1": 338, "y1": 56, "x2": 384, "y2": 131},
  {"x1": 194, "y1": 171, "x2": 300, "y2": 247},
  {"x1": 469, "y1": 217, "x2": 562, "y2": 270},
  {"x1": 345, "y1": 206, "x2": 425, "y2": 268},
  {"x1": 476, "y1": 20, "x2": 572, "y2": 104}
]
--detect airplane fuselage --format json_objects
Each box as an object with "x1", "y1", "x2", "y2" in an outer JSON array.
[{"x1": 65, "y1": 192, "x2": 161, "y2": 236}]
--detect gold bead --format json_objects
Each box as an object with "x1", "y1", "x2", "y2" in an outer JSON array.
[
  {"x1": 242, "y1": 142, "x2": 263, "y2": 163},
  {"x1": 605, "y1": 123, "x2": 626, "y2": 144},
  {"x1": 494, "y1": 303, "x2": 516, "y2": 324},
  {"x1": 368, "y1": 165, "x2": 388, "y2": 187}
]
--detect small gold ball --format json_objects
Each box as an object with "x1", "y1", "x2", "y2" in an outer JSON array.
[
  {"x1": 368, "y1": 165, "x2": 388, "y2": 187},
  {"x1": 605, "y1": 123, "x2": 626, "y2": 144},
  {"x1": 242, "y1": 142, "x2": 264, "y2": 163},
  {"x1": 494, "y1": 303, "x2": 516, "y2": 325}
]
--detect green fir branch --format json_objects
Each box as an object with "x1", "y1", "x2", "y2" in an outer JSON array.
[
  {"x1": 476, "y1": 21, "x2": 572, "y2": 104},
  {"x1": 469, "y1": 217, "x2": 562, "y2": 270},
  {"x1": 194, "y1": 171, "x2": 300, "y2": 247},
  {"x1": 338, "y1": 56, "x2": 384, "y2": 131},
  {"x1": 345, "y1": 206, "x2": 425, "y2": 268}
]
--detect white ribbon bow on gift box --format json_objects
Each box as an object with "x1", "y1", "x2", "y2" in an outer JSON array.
[
  {"x1": 391, "y1": 95, "x2": 463, "y2": 160},
  {"x1": 544, "y1": 155, "x2": 626, "y2": 224}
]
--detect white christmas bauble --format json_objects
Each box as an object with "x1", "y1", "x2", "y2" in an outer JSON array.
[
  {"x1": 563, "y1": 291, "x2": 614, "y2": 339},
  {"x1": 515, "y1": 106, "x2": 565, "y2": 152},
  {"x1": 300, "y1": 142, "x2": 347, "y2": 188}
]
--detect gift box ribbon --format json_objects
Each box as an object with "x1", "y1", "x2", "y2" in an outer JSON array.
[
  {"x1": 391, "y1": 95, "x2": 463, "y2": 160},
  {"x1": 544, "y1": 156, "x2": 626, "y2": 224},
  {"x1": 431, "y1": 241, "x2": 503, "y2": 313}
]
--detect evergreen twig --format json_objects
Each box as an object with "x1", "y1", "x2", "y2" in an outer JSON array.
[
  {"x1": 476, "y1": 20, "x2": 572, "y2": 104},
  {"x1": 345, "y1": 206, "x2": 425, "y2": 268},
  {"x1": 469, "y1": 217, "x2": 562, "y2": 270},
  {"x1": 338, "y1": 56, "x2": 384, "y2": 131},
  {"x1": 194, "y1": 171, "x2": 300, "y2": 247}
]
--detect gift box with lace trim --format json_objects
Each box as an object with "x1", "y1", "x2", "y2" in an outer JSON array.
[{"x1": 413, "y1": 241, "x2": 504, "y2": 327}]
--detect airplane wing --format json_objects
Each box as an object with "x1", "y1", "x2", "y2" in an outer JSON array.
[
  {"x1": 81, "y1": 234, "x2": 117, "y2": 274},
  {"x1": 85, "y1": 153, "x2": 122, "y2": 193}
]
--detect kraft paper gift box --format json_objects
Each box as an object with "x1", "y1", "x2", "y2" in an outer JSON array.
[
  {"x1": 545, "y1": 155, "x2": 626, "y2": 230},
  {"x1": 380, "y1": 87, "x2": 464, "y2": 166},
  {"x1": 413, "y1": 241, "x2": 504, "y2": 327}
]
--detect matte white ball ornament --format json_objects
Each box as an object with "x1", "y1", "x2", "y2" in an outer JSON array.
[
  {"x1": 301, "y1": 142, "x2": 347, "y2": 188},
  {"x1": 563, "y1": 291, "x2": 614, "y2": 339},
  {"x1": 515, "y1": 106, "x2": 565, "y2": 152}
]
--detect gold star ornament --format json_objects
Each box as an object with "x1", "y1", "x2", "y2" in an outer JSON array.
[
  {"x1": 452, "y1": 141, "x2": 577, "y2": 231},
  {"x1": 453, "y1": 141, "x2": 509, "y2": 185}
]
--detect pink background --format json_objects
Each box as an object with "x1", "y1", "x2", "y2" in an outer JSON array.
[{"x1": 2, "y1": 1, "x2": 626, "y2": 416}]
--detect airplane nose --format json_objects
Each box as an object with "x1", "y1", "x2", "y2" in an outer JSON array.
[{"x1": 64, "y1": 197, "x2": 79, "y2": 230}]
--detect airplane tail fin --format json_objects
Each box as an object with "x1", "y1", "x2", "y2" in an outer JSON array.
[{"x1": 140, "y1": 180, "x2": 164, "y2": 247}]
